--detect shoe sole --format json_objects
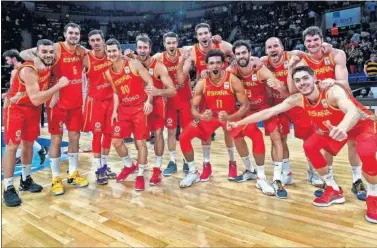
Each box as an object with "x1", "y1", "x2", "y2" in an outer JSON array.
[
  {"x1": 51, "y1": 191, "x2": 64, "y2": 196},
  {"x1": 134, "y1": 188, "x2": 145, "y2": 191},
  {"x1": 3, "y1": 200, "x2": 22, "y2": 207},
  {"x1": 275, "y1": 192, "x2": 288, "y2": 199},
  {"x1": 365, "y1": 214, "x2": 377, "y2": 224},
  {"x1": 228, "y1": 177, "x2": 236, "y2": 181},
  {"x1": 180, "y1": 178, "x2": 200, "y2": 188},
  {"x1": 236, "y1": 177, "x2": 257, "y2": 183},
  {"x1": 255, "y1": 183, "x2": 275, "y2": 196},
  {"x1": 312, "y1": 197, "x2": 345, "y2": 207},
  {"x1": 149, "y1": 181, "x2": 161, "y2": 186},
  {"x1": 68, "y1": 182, "x2": 89, "y2": 188},
  {"x1": 163, "y1": 171, "x2": 177, "y2": 177},
  {"x1": 97, "y1": 181, "x2": 108, "y2": 185},
  {"x1": 19, "y1": 188, "x2": 43, "y2": 193}
]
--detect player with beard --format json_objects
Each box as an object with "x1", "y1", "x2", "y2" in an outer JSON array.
[
  {"x1": 81, "y1": 30, "x2": 117, "y2": 185},
  {"x1": 228, "y1": 66, "x2": 377, "y2": 224},
  {"x1": 179, "y1": 49, "x2": 249, "y2": 187},
  {"x1": 288, "y1": 26, "x2": 366, "y2": 200},
  {"x1": 134, "y1": 34, "x2": 176, "y2": 187},
  {"x1": 20, "y1": 23, "x2": 89, "y2": 196},
  {"x1": 152, "y1": 32, "x2": 193, "y2": 176},
  {"x1": 177, "y1": 23, "x2": 240, "y2": 182},
  {"x1": 2, "y1": 39, "x2": 69, "y2": 206},
  {"x1": 227, "y1": 40, "x2": 289, "y2": 198}
]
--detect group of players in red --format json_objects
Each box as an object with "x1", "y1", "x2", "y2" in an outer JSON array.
[{"x1": 2, "y1": 22, "x2": 376, "y2": 224}]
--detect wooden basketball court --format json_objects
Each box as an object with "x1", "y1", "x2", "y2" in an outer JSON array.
[{"x1": 2, "y1": 128, "x2": 377, "y2": 247}]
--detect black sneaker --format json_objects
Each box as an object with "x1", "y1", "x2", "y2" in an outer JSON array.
[
  {"x1": 38, "y1": 147, "x2": 48, "y2": 165},
  {"x1": 19, "y1": 175, "x2": 43, "y2": 193},
  {"x1": 3, "y1": 185, "x2": 22, "y2": 207},
  {"x1": 352, "y1": 179, "x2": 367, "y2": 201}
]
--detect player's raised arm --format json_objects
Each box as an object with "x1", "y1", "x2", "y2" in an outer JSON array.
[
  {"x1": 259, "y1": 65, "x2": 290, "y2": 97},
  {"x1": 177, "y1": 49, "x2": 193, "y2": 85},
  {"x1": 191, "y1": 79, "x2": 206, "y2": 120},
  {"x1": 226, "y1": 75, "x2": 249, "y2": 121}
]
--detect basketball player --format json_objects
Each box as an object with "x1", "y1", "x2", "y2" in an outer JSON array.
[
  {"x1": 227, "y1": 40, "x2": 289, "y2": 198},
  {"x1": 288, "y1": 26, "x2": 366, "y2": 200},
  {"x1": 177, "y1": 23, "x2": 240, "y2": 181},
  {"x1": 81, "y1": 30, "x2": 117, "y2": 185},
  {"x1": 103, "y1": 38, "x2": 154, "y2": 191},
  {"x1": 2, "y1": 39, "x2": 69, "y2": 207},
  {"x1": 228, "y1": 66, "x2": 377, "y2": 224},
  {"x1": 152, "y1": 32, "x2": 193, "y2": 176},
  {"x1": 20, "y1": 22, "x2": 89, "y2": 196},
  {"x1": 179, "y1": 49, "x2": 249, "y2": 187},
  {"x1": 134, "y1": 34, "x2": 176, "y2": 186}
]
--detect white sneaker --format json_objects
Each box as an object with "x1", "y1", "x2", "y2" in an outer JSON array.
[
  {"x1": 282, "y1": 171, "x2": 294, "y2": 186},
  {"x1": 235, "y1": 170, "x2": 257, "y2": 183},
  {"x1": 307, "y1": 170, "x2": 324, "y2": 187},
  {"x1": 180, "y1": 170, "x2": 200, "y2": 188},
  {"x1": 256, "y1": 178, "x2": 275, "y2": 196}
]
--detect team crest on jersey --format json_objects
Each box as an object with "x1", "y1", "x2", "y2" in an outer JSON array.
[
  {"x1": 148, "y1": 68, "x2": 154, "y2": 76},
  {"x1": 252, "y1": 74, "x2": 258, "y2": 81},
  {"x1": 224, "y1": 82, "x2": 230, "y2": 89},
  {"x1": 166, "y1": 118, "x2": 173, "y2": 126},
  {"x1": 324, "y1": 57, "x2": 331, "y2": 65},
  {"x1": 284, "y1": 61, "x2": 289, "y2": 69},
  {"x1": 321, "y1": 99, "x2": 328, "y2": 108},
  {"x1": 95, "y1": 122, "x2": 101, "y2": 131},
  {"x1": 124, "y1": 67, "x2": 130, "y2": 74}
]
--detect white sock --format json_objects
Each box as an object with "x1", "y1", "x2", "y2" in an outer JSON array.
[
  {"x1": 322, "y1": 171, "x2": 340, "y2": 191},
  {"x1": 137, "y1": 164, "x2": 145, "y2": 176},
  {"x1": 101, "y1": 155, "x2": 108, "y2": 166},
  {"x1": 122, "y1": 156, "x2": 132, "y2": 168},
  {"x1": 21, "y1": 164, "x2": 32, "y2": 180},
  {"x1": 367, "y1": 183, "x2": 377, "y2": 197},
  {"x1": 202, "y1": 145, "x2": 211, "y2": 163},
  {"x1": 351, "y1": 165, "x2": 362, "y2": 183},
  {"x1": 94, "y1": 158, "x2": 102, "y2": 169},
  {"x1": 188, "y1": 161, "x2": 197, "y2": 172},
  {"x1": 68, "y1": 153, "x2": 78, "y2": 174},
  {"x1": 16, "y1": 148, "x2": 22, "y2": 158},
  {"x1": 4, "y1": 177, "x2": 14, "y2": 190},
  {"x1": 50, "y1": 157, "x2": 61, "y2": 177},
  {"x1": 328, "y1": 165, "x2": 334, "y2": 175},
  {"x1": 227, "y1": 147, "x2": 235, "y2": 162},
  {"x1": 169, "y1": 151, "x2": 176, "y2": 163},
  {"x1": 282, "y1": 158, "x2": 290, "y2": 174},
  {"x1": 241, "y1": 156, "x2": 254, "y2": 172},
  {"x1": 33, "y1": 141, "x2": 42, "y2": 151},
  {"x1": 273, "y1": 162, "x2": 283, "y2": 182},
  {"x1": 155, "y1": 156, "x2": 163, "y2": 168},
  {"x1": 256, "y1": 165, "x2": 266, "y2": 179}
]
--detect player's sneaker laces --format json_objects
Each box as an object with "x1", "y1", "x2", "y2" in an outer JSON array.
[
  {"x1": 135, "y1": 176, "x2": 145, "y2": 191},
  {"x1": 282, "y1": 171, "x2": 294, "y2": 186},
  {"x1": 180, "y1": 170, "x2": 200, "y2": 188},
  {"x1": 163, "y1": 161, "x2": 177, "y2": 176},
  {"x1": 312, "y1": 186, "x2": 345, "y2": 207},
  {"x1": 104, "y1": 164, "x2": 117, "y2": 179},
  {"x1": 51, "y1": 176, "x2": 64, "y2": 196},
  {"x1": 67, "y1": 171, "x2": 89, "y2": 187},
  {"x1": 365, "y1": 195, "x2": 377, "y2": 224},
  {"x1": 307, "y1": 170, "x2": 324, "y2": 187},
  {"x1": 95, "y1": 166, "x2": 108, "y2": 185},
  {"x1": 256, "y1": 178, "x2": 275, "y2": 196},
  {"x1": 200, "y1": 162, "x2": 212, "y2": 181},
  {"x1": 272, "y1": 180, "x2": 288, "y2": 199},
  {"x1": 149, "y1": 167, "x2": 162, "y2": 186},
  {"x1": 228, "y1": 161, "x2": 237, "y2": 181},
  {"x1": 19, "y1": 175, "x2": 43, "y2": 192},
  {"x1": 351, "y1": 179, "x2": 367, "y2": 201},
  {"x1": 234, "y1": 170, "x2": 257, "y2": 183},
  {"x1": 116, "y1": 163, "x2": 137, "y2": 182},
  {"x1": 3, "y1": 185, "x2": 22, "y2": 207}
]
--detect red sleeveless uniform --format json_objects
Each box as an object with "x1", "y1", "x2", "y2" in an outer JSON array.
[
  {"x1": 265, "y1": 52, "x2": 313, "y2": 139},
  {"x1": 302, "y1": 54, "x2": 336, "y2": 80},
  {"x1": 107, "y1": 60, "x2": 149, "y2": 140},
  {"x1": 82, "y1": 51, "x2": 113, "y2": 134},
  {"x1": 47, "y1": 42, "x2": 84, "y2": 134},
  {"x1": 4, "y1": 61, "x2": 51, "y2": 144},
  {"x1": 162, "y1": 49, "x2": 193, "y2": 129},
  {"x1": 145, "y1": 58, "x2": 166, "y2": 131}
]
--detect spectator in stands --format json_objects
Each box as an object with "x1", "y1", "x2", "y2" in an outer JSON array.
[
  {"x1": 356, "y1": 88, "x2": 369, "y2": 99},
  {"x1": 364, "y1": 54, "x2": 377, "y2": 79},
  {"x1": 331, "y1": 23, "x2": 339, "y2": 37},
  {"x1": 367, "y1": 1, "x2": 376, "y2": 22}
]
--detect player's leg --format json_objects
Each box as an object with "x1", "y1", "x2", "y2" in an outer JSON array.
[{"x1": 347, "y1": 140, "x2": 366, "y2": 200}]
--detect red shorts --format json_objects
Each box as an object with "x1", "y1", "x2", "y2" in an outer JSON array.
[
  {"x1": 47, "y1": 106, "x2": 82, "y2": 134},
  {"x1": 348, "y1": 120, "x2": 377, "y2": 141},
  {"x1": 249, "y1": 106, "x2": 279, "y2": 135},
  {"x1": 306, "y1": 133, "x2": 347, "y2": 156},
  {"x1": 113, "y1": 104, "x2": 149, "y2": 140},
  {"x1": 165, "y1": 100, "x2": 192, "y2": 130},
  {"x1": 279, "y1": 106, "x2": 313, "y2": 140},
  {"x1": 3, "y1": 104, "x2": 41, "y2": 145},
  {"x1": 148, "y1": 98, "x2": 166, "y2": 132},
  {"x1": 82, "y1": 96, "x2": 113, "y2": 135}
]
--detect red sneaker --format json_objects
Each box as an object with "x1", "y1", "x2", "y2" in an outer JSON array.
[
  {"x1": 135, "y1": 176, "x2": 145, "y2": 191},
  {"x1": 200, "y1": 162, "x2": 212, "y2": 182},
  {"x1": 149, "y1": 167, "x2": 162, "y2": 186},
  {"x1": 116, "y1": 162, "x2": 137, "y2": 182},
  {"x1": 312, "y1": 186, "x2": 345, "y2": 207},
  {"x1": 228, "y1": 161, "x2": 237, "y2": 181},
  {"x1": 366, "y1": 195, "x2": 377, "y2": 224}
]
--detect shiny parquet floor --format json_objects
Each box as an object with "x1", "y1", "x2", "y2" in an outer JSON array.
[{"x1": 2, "y1": 128, "x2": 377, "y2": 247}]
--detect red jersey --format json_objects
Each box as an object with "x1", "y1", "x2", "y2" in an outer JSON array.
[
  {"x1": 86, "y1": 51, "x2": 113, "y2": 100},
  {"x1": 193, "y1": 42, "x2": 229, "y2": 79},
  {"x1": 51, "y1": 42, "x2": 84, "y2": 109},
  {"x1": 203, "y1": 71, "x2": 236, "y2": 117},
  {"x1": 234, "y1": 66, "x2": 270, "y2": 110},
  {"x1": 146, "y1": 58, "x2": 165, "y2": 104},
  {"x1": 303, "y1": 88, "x2": 377, "y2": 137},
  {"x1": 302, "y1": 54, "x2": 336, "y2": 81},
  {"x1": 107, "y1": 60, "x2": 147, "y2": 106},
  {"x1": 7, "y1": 61, "x2": 51, "y2": 107},
  {"x1": 265, "y1": 51, "x2": 290, "y2": 104},
  {"x1": 162, "y1": 49, "x2": 191, "y2": 107}
]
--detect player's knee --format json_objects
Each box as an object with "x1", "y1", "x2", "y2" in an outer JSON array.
[
  {"x1": 6, "y1": 142, "x2": 19, "y2": 153},
  {"x1": 269, "y1": 130, "x2": 283, "y2": 145},
  {"x1": 111, "y1": 138, "x2": 123, "y2": 148},
  {"x1": 167, "y1": 128, "x2": 176, "y2": 137},
  {"x1": 68, "y1": 131, "x2": 80, "y2": 142},
  {"x1": 51, "y1": 134, "x2": 63, "y2": 145}
]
